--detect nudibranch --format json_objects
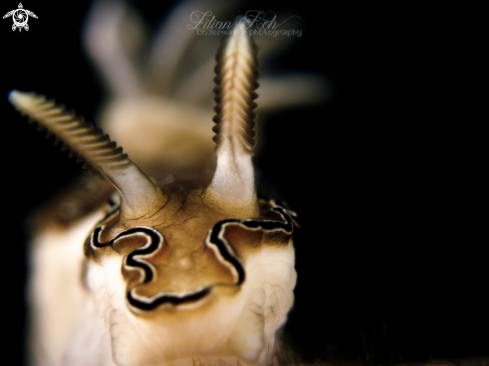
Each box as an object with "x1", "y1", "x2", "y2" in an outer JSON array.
[{"x1": 12, "y1": 20, "x2": 297, "y2": 366}]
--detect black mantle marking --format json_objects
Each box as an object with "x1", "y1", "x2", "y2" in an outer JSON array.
[
  {"x1": 127, "y1": 286, "x2": 212, "y2": 311},
  {"x1": 206, "y1": 206, "x2": 293, "y2": 286},
  {"x1": 88, "y1": 204, "x2": 294, "y2": 311}
]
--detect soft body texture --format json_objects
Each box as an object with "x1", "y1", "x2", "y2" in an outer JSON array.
[
  {"x1": 18, "y1": 0, "x2": 328, "y2": 364},
  {"x1": 28, "y1": 192, "x2": 296, "y2": 366}
]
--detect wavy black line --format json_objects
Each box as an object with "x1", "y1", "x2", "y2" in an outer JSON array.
[
  {"x1": 127, "y1": 287, "x2": 211, "y2": 311},
  {"x1": 207, "y1": 207, "x2": 293, "y2": 286},
  {"x1": 89, "y1": 204, "x2": 293, "y2": 310}
]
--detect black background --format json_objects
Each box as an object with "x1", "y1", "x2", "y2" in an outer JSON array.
[{"x1": 1, "y1": 1, "x2": 486, "y2": 365}]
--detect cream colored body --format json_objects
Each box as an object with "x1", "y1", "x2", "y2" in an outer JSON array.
[
  {"x1": 29, "y1": 212, "x2": 113, "y2": 366},
  {"x1": 29, "y1": 209, "x2": 295, "y2": 366},
  {"x1": 17, "y1": 1, "x2": 326, "y2": 365}
]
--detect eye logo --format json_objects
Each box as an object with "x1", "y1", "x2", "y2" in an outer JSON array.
[{"x1": 3, "y1": 3, "x2": 38, "y2": 32}]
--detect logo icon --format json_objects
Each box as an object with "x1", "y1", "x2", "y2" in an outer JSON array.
[{"x1": 3, "y1": 3, "x2": 37, "y2": 31}]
